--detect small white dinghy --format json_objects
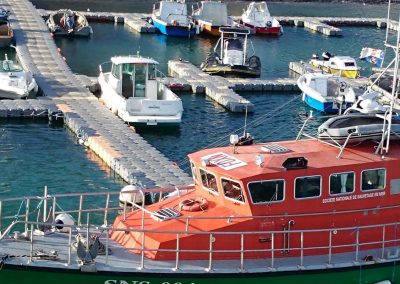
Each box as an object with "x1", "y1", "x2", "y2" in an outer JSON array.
[
  {"x1": 98, "y1": 54, "x2": 183, "y2": 126},
  {"x1": 0, "y1": 54, "x2": 38, "y2": 99},
  {"x1": 317, "y1": 113, "x2": 400, "y2": 144}
]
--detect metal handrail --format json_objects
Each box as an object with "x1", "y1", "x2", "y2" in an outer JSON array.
[
  {"x1": 2, "y1": 219, "x2": 400, "y2": 272},
  {"x1": 2, "y1": 186, "x2": 400, "y2": 233}
]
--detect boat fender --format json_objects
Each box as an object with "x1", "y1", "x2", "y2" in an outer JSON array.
[
  {"x1": 54, "y1": 213, "x2": 75, "y2": 233},
  {"x1": 266, "y1": 21, "x2": 272, "y2": 27},
  {"x1": 179, "y1": 197, "x2": 208, "y2": 212}
]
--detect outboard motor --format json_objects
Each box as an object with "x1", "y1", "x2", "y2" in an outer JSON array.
[{"x1": 322, "y1": 51, "x2": 332, "y2": 61}]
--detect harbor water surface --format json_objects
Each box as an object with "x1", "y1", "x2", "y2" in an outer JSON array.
[{"x1": 0, "y1": 2, "x2": 398, "y2": 197}]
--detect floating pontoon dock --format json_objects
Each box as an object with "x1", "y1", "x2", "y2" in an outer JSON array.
[
  {"x1": 38, "y1": 9, "x2": 396, "y2": 37},
  {"x1": 6, "y1": 0, "x2": 191, "y2": 188}
]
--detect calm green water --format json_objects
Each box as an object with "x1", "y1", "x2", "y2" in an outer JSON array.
[{"x1": 0, "y1": 2, "x2": 397, "y2": 197}]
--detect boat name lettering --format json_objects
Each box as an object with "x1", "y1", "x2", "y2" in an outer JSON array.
[
  {"x1": 202, "y1": 152, "x2": 247, "y2": 170},
  {"x1": 322, "y1": 191, "x2": 385, "y2": 204},
  {"x1": 104, "y1": 281, "x2": 195, "y2": 284}
]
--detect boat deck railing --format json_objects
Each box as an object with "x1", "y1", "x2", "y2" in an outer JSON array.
[
  {"x1": 1, "y1": 187, "x2": 400, "y2": 271},
  {"x1": 1, "y1": 217, "x2": 400, "y2": 271}
]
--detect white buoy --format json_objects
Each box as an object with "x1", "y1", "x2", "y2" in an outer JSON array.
[
  {"x1": 119, "y1": 185, "x2": 143, "y2": 206},
  {"x1": 54, "y1": 213, "x2": 75, "y2": 233}
]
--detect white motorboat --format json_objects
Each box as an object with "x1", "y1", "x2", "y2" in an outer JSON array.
[
  {"x1": 151, "y1": 0, "x2": 196, "y2": 37},
  {"x1": 46, "y1": 9, "x2": 93, "y2": 37},
  {"x1": 192, "y1": 1, "x2": 236, "y2": 37},
  {"x1": 0, "y1": 55, "x2": 38, "y2": 99},
  {"x1": 310, "y1": 52, "x2": 360, "y2": 79},
  {"x1": 297, "y1": 73, "x2": 359, "y2": 114},
  {"x1": 98, "y1": 55, "x2": 183, "y2": 125},
  {"x1": 239, "y1": 1, "x2": 282, "y2": 35}
]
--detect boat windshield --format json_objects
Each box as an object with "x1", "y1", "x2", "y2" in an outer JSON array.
[
  {"x1": 1, "y1": 60, "x2": 23, "y2": 72},
  {"x1": 225, "y1": 39, "x2": 243, "y2": 51}
]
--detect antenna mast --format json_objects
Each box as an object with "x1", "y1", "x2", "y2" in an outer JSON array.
[{"x1": 379, "y1": 0, "x2": 400, "y2": 154}]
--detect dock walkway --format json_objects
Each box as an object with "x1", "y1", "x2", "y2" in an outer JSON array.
[
  {"x1": 167, "y1": 60, "x2": 299, "y2": 113},
  {"x1": 7, "y1": 0, "x2": 191, "y2": 188}
]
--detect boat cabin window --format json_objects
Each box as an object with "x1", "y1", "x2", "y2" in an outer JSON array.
[
  {"x1": 222, "y1": 178, "x2": 245, "y2": 202},
  {"x1": 295, "y1": 176, "x2": 321, "y2": 199},
  {"x1": 361, "y1": 168, "x2": 386, "y2": 191},
  {"x1": 111, "y1": 63, "x2": 121, "y2": 79},
  {"x1": 344, "y1": 62, "x2": 355, "y2": 67},
  {"x1": 329, "y1": 172, "x2": 354, "y2": 195},
  {"x1": 248, "y1": 179, "x2": 284, "y2": 204},
  {"x1": 148, "y1": 64, "x2": 157, "y2": 80},
  {"x1": 199, "y1": 169, "x2": 218, "y2": 194},
  {"x1": 190, "y1": 161, "x2": 198, "y2": 184}
]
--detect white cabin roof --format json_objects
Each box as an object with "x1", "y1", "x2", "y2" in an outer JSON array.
[{"x1": 111, "y1": 56, "x2": 159, "y2": 65}]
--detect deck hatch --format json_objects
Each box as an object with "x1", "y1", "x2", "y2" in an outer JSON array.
[
  {"x1": 261, "y1": 144, "x2": 290, "y2": 154},
  {"x1": 151, "y1": 208, "x2": 181, "y2": 221}
]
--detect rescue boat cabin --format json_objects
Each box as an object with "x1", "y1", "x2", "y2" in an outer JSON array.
[{"x1": 111, "y1": 138, "x2": 400, "y2": 261}]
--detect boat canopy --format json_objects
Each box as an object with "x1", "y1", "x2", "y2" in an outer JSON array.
[
  {"x1": 248, "y1": 1, "x2": 271, "y2": 17},
  {"x1": 195, "y1": 1, "x2": 228, "y2": 26},
  {"x1": 111, "y1": 56, "x2": 159, "y2": 66},
  {"x1": 158, "y1": 1, "x2": 188, "y2": 21},
  {"x1": 326, "y1": 56, "x2": 358, "y2": 69}
]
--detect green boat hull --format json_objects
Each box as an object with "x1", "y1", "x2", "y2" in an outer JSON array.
[{"x1": 1, "y1": 262, "x2": 399, "y2": 284}]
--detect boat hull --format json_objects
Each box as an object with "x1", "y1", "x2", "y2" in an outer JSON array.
[
  {"x1": 201, "y1": 64, "x2": 260, "y2": 78},
  {"x1": 198, "y1": 23, "x2": 222, "y2": 37},
  {"x1": 51, "y1": 26, "x2": 93, "y2": 37},
  {"x1": 152, "y1": 18, "x2": 196, "y2": 37},
  {"x1": 240, "y1": 21, "x2": 281, "y2": 35},
  {"x1": 303, "y1": 93, "x2": 351, "y2": 114},
  {"x1": 1, "y1": 261, "x2": 399, "y2": 284}
]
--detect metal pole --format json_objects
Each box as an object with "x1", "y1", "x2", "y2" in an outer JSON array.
[
  {"x1": 271, "y1": 232, "x2": 274, "y2": 268},
  {"x1": 355, "y1": 228, "x2": 359, "y2": 262},
  {"x1": 384, "y1": 9, "x2": 400, "y2": 153},
  {"x1": 328, "y1": 230, "x2": 332, "y2": 264},
  {"x1": 24, "y1": 198, "x2": 30, "y2": 233},
  {"x1": 43, "y1": 186, "x2": 48, "y2": 223},
  {"x1": 0, "y1": 200, "x2": 2, "y2": 232},
  {"x1": 104, "y1": 193, "x2": 110, "y2": 226},
  {"x1": 300, "y1": 231, "x2": 304, "y2": 267},
  {"x1": 68, "y1": 227, "x2": 72, "y2": 265},
  {"x1": 207, "y1": 233, "x2": 213, "y2": 271},
  {"x1": 240, "y1": 234, "x2": 244, "y2": 271},
  {"x1": 29, "y1": 224, "x2": 34, "y2": 263},
  {"x1": 78, "y1": 195, "x2": 83, "y2": 226},
  {"x1": 174, "y1": 233, "x2": 180, "y2": 270},
  {"x1": 381, "y1": 225, "x2": 386, "y2": 259}
]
